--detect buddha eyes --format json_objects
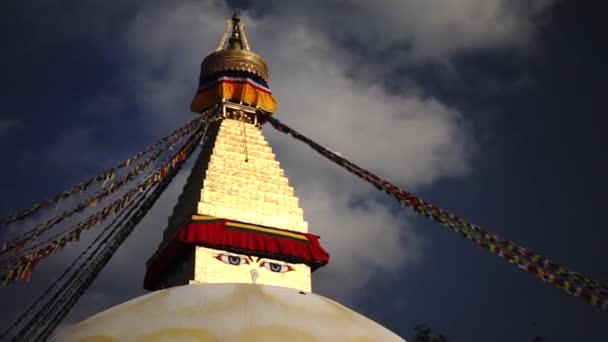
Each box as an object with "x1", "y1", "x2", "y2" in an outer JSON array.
[
  {"x1": 215, "y1": 254, "x2": 249, "y2": 266},
  {"x1": 213, "y1": 253, "x2": 293, "y2": 273},
  {"x1": 261, "y1": 261, "x2": 293, "y2": 273}
]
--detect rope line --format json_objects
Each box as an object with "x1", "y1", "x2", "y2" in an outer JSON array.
[
  {"x1": 263, "y1": 114, "x2": 608, "y2": 313},
  {"x1": 0, "y1": 155, "x2": 167, "y2": 273},
  {"x1": 17, "y1": 182, "x2": 156, "y2": 341},
  {"x1": 0, "y1": 130, "x2": 199, "y2": 286},
  {"x1": 0, "y1": 123, "x2": 199, "y2": 262},
  {"x1": 0, "y1": 119, "x2": 202, "y2": 256},
  {"x1": 0, "y1": 115, "x2": 203, "y2": 227},
  {"x1": 240, "y1": 113, "x2": 249, "y2": 162},
  {"x1": 40, "y1": 124, "x2": 207, "y2": 341},
  {"x1": 9, "y1": 187, "x2": 151, "y2": 341},
  {"x1": 7, "y1": 117, "x2": 211, "y2": 341},
  {"x1": 0, "y1": 107, "x2": 221, "y2": 287},
  {"x1": 0, "y1": 187, "x2": 145, "y2": 340}
]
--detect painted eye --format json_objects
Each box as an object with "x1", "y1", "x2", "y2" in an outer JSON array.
[
  {"x1": 215, "y1": 254, "x2": 248, "y2": 266},
  {"x1": 261, "y1": 261, "x2": 293, "y2": 273}
]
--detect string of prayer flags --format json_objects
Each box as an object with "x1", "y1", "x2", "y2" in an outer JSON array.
[
  {"x1": 0, "y1": 121, "x2": 204, "y2": 256},
  {"x1": 0, "y1": 180, "x2": 143, "y2": 269},
  {"x1": 264, "y1": 114, "x2": 608, "y2": 313},
  {"x1": 0, "y1": 116, "x2": 204, "y2": 227},
  {"x1": 1, "y1": 121, "x2": 208, "y2": 287}
]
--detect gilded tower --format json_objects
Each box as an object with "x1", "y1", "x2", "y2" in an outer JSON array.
[{"x1": 143, "y1": 13, "x2": 328, "y2": 294}]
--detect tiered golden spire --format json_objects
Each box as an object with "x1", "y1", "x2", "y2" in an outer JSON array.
[
  {"x1": 201, "y1": 12, "x2": 269, "y2": 83},
  {"x1": 191, "y1": 12, "x2": 277, "y2": 115}
]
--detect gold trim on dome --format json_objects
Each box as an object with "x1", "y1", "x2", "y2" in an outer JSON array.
[{"x1": 201, "y1": 49, "x2": 269, "y2": 83}]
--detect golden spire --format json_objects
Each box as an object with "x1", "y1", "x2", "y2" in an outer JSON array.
[
  {"x1": 201, "y1": 13, "x2": 268, "y2": 82},
  {"x1": 216, "y1": 12, "x2": 250, "y2": 51},
  {"x1": 227, "y1": 12, "x2": 249, "y2": 50},
  {"x1": 191, "y1": 12, "x2": 277, "y2": 114}
]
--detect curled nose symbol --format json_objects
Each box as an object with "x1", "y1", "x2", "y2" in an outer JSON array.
[{"x1": 250, "y1": 269, "x2": 259, "y2": 284}]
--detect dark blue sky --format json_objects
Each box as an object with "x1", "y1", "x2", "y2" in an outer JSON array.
[{"x1": 1, "y1": 1, "x2": 607, "y2": 341}]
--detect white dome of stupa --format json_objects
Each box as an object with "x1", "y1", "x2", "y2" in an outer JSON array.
[{"x1": 52, "y1": 283, "x2": 405, "y2": 341}]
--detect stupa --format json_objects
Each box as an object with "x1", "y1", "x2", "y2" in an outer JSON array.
[{"x1": 52, "y1": 13, "x2": 405, "y2": 341}]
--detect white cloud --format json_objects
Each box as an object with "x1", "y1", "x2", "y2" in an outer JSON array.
[
  {"x1": 1, "y1": 0, "x2": 555, "y2": 326},
  {"x1": 118, "y1": 0, "x2": 474, "y2": 299},
  {"x1": 111, "y1": 0, "x2": 552, "y2": 299},
  {"x1": 266, "y1": 0, "x2": 554, "y2": 61},
  {"x1": 248, "y1": 19, "x2": 471, "y2": 297}
]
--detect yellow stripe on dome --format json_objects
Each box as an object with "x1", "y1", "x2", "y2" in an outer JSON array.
[
  {"x1": 225, "y1": 222, "x2": 308, "y2": 241},
  {"x1": 192, "y1": 214, "x2": 220, "y2": 221}
]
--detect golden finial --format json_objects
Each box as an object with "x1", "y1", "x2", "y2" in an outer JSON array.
[
  {"x1": 215, "y1": 12, "x2": 251, "y2": 52},
  {"x1": 203, "y1": 13, "x2": 269, "y2": 82}
]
